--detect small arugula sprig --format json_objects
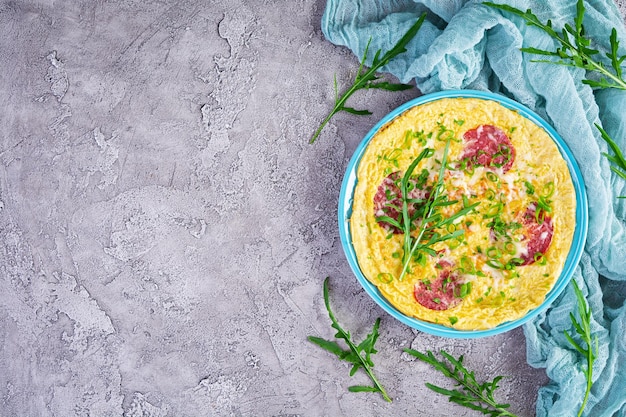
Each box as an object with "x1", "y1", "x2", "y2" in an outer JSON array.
[
  {"x1": 378, "y1": 139, "x2": 480, "y2": 281},
  {"x1": 310, "y1": 13, "x2": 427, "y2": 143},
  {"x1": 308, "y1": 277, "x2": 391, "y2": 402},
  {"x1": 597, "y1": 123, "x2": 626, "y2": 198},
  {"x1": 404, "y1": 349, "x2": 519, "y2": 417},
  {"x1": 484, "y1": 0, "x2": 626, "y2": 90},
  {"x1": 564, "y1": 280, "x2": 599, "y2": 417}
]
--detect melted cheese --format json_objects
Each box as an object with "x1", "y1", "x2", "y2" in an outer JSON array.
[{"x1": 351, "y1": 97, "x2": 577, "y2": 330}]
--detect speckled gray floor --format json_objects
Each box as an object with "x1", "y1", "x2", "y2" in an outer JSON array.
[{"x1": 1, "y1": 1, "x2": 624, "y2": 416}]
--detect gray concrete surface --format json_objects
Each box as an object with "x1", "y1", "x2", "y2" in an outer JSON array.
[{"x1": 1, "y1": 1, "x2": 625, "y2": 416}]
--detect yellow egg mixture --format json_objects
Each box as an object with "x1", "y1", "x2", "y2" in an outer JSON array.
[{"x1": 351, "y1": 97, "x2": 576, "y2": 330}]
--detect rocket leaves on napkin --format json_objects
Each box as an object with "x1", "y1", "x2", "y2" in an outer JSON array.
[
  {"x1": 597, "y1": 123, "x2": 626, "y2": 198},
  {"x1": 564, "y1": 280, "x2": 599, "y2": 417},
  {"x1": 484, "y1": 0, "x2": 626, "y2": 90},
  {"x1": 309, "y1": 13, "x2": 427, "y2": 144},
  {"x1": 485, "y1": 0, "x2": 626, "y2": 196}
]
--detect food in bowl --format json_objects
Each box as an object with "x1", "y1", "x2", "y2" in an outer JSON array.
[{"x1": 350, "y1": 96, "x2": 577, "y2": 330}]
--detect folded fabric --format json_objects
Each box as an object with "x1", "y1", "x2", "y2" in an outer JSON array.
[{"x1": 321, "y1": 1, "x2": 626, "y2": 416}]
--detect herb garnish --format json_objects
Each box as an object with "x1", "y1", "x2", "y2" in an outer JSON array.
[
  {"x1": 484, "y1": 1, "x2": 626, "y2": 90},
  {"x1": 404, "y1": 349, "x2": 519, "y2": 417},
  {"x1": 308, "y1": 277, "x2": 391, "y2": 402},
  {"x1": 535, "y1": 181, "x2": 554, "y2": 224},
  {"x1": 376, "y1": 137, "x2": 480, "y2": 281},
  {"x1": 597, "y1": 123, "x2": 626, "y2": 198},
  {"x1": 485, "y1": 0, "x2": 626, "y2": 198},
  {"x1": 564, "y1": 280, "x2": 598, "y2": 417},
  {"x1": 310, "y1": 14, "x2": 427, "y2": 143}
]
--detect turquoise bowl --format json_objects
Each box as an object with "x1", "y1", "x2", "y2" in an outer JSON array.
[{"x1": 338, "y1": 90, "x2": 588, "y2": 338}]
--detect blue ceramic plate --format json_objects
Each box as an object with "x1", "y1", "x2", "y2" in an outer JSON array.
[{"x1": 338, "y1": 90, "x2": 588, "y2": 338}]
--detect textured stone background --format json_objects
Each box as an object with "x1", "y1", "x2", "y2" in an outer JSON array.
[{"x1": 1, "y1": 1, "x2": 625, "y2": 416}]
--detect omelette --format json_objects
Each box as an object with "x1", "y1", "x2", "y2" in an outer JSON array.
[{"x1": 350, "y1": 97, "x2": 577, "y2": 330}]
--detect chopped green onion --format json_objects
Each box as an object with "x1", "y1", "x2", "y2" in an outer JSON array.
[
  {"x1": 486, "y1": 171, "x2": 499, "y2": 183},
  {"x1": 542, "y1": 181, "x2": 555, "y2": 198},
  {"x1": 486, "y1": 246, "x2": 502, "y2": 259},
  {"x1": 504, "y1": 241, "x2": 517, "y2": 255},
  {"x1": 484, "y1": 202, "x2": 504, "y2": 218},
  {"x1": 458, "y1": 282, "x2": 472, "y2": 298},
  {"x1": 448, "y1": 237, "x2": 464, "y2": 249},
  {"x1": 486, "y1": 259, "x2": 505, "y2": 269},
  {"x1": 508, "y1": 257, "x2": 525, "y2": 266},
  {"x1": 463, "y1": 162, "x2": 475, "y2": 176},
  {"x1": 534, "y1": 252, "x2": 547, "y2": 265},
  {"x1": 377, "y1": 272, "x2": 394, "y2": 283}
]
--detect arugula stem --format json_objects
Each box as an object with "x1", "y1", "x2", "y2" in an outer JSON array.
[
  {"x1": 310, "y1": 101, "x2": 343, "y2": 144},
  {"x1": 309, "y1": 277, "x2": 391, "y2": 402},
  {"x1": 396, "y1": 137, "x2": 476, "y2": 281},
  {"x1": 580, "y1": 348, "x2": 593, "y2": 417},
  {"x1": 405, "y1": 349, "x2": 519, "y2": 417},
  {"x1": 597, "y1": 123, "x2": 626, "y2": 198},
  {"x1": 485, "y1": 1, "x2": 626, "y2": 90},
  {"x1": 583, "y1": 52, "x2": 626, "y2": 90},
  {"x1": 485, "y1": 0, "x2": 626, "y2": 198},
  {"x1": 532, "y1": 21, "x2": 626, "y2": 90},
  {"x1": 564, "y1": 280, "x2": 597, "y2": 417},
  {"x1": 547, "y1": 28, "x2": 626, "y2": 90},
  {"x1": 310, "y1": 64, "x2": 371, "y2": 143},
  {"x1": 354, "y1": 347, "x2": 391, "y2": 402},
  {"x1": 310, "y1": 14, "x2": 426, "y2": 143},
  {"x1": 324, "y1": 289, "x2": 391, "y2": 402}
]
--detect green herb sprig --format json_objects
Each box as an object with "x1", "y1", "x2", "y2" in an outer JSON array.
[
  {"x1": 310, "y1": 13, "x2": 427, "y2": 143},
  {"x1": 484, "y1": 1, "x2": 626, "y2": 90},
  {"x1": 308, "y1": 277, "x2": 391, "y2": 402},
  {"x1": 377, "y1": 139, "x2": 480, "y2": 281},
  {"x1": 597, "y1": 123, "x2": 626, "y2": 198},
  {"x1": 404, "y1": 349, "x2": 519, "y2": 417},
  {"x1": 485, "y1": 0, "x2": 626, "y2": 198},
  {"x1": 564, "y1": 280, "x2": 599, "y2": 417}
]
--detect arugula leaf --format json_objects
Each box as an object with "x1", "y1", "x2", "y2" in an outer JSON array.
[
  {"x1": 404, "y1": 349, "x2": 519, "y2": 417},
  {"x1": 564, "y1": 280, "x2": 598, "y2": 417},
  {"x1": 597, "y1": 123, "x2": 626, "y2": 198},
  {"x1": 308, "y1": 277, "x2": 391, "y2": 402},
  {"x1": 310, "y1": 13, "x2": 427, "y2": 143}
]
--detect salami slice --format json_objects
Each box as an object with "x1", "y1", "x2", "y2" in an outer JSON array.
[
  {"x1": 461, "y1": 125, "x2": 515, "y2": 172},
  {"x1": 519, "y1": 203, "x2": 553, "y2": 265},
  {"x1": 373, "y1": 171, "x2": 429, "y2": 234},
  {"x1": 414, "y1": 263, "x2": 463, "y2": 311}
]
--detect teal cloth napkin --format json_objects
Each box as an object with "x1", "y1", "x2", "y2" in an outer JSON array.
[{"x1": 322, "y1": 1, "x2": 626, "y2": 416}]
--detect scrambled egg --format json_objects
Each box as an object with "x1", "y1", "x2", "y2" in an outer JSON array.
[{"x1": 350, "y1": 97, "x2": 576, "y2": 330}]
